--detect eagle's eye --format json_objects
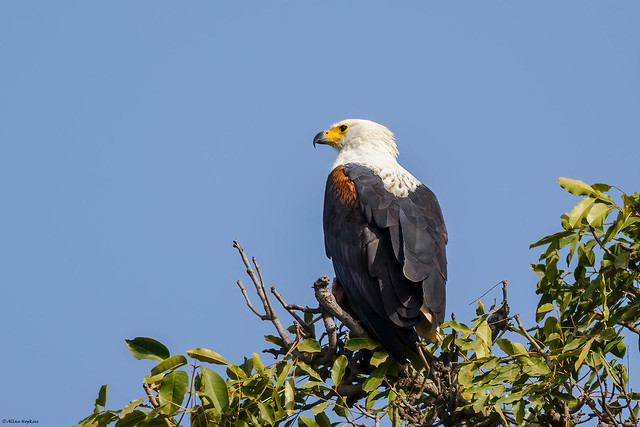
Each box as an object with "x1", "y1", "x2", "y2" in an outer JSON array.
[{"x1": 339, "y1": 124, "x2": 349, "y2": 133}]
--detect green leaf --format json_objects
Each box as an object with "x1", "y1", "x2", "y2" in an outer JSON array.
[
  {"x1": 186, "y1": 348, "x2": 228, "y2": 365},
  {"x1": 494, "y1": 364, "x2": 521, "y2": 383},
  {"x1": 226, "y1": 364, "x2": 247, "y2": 380},
  {"x1": 611, "y1": 340, "x2": 626, "y2": 358},
  {"x1": 536, "y1": 303, "x2": 555, "y2": 322},
  {"x1": 150, "y1": 354, "x2": 188, "y2": 376},
  {"x1": 258, "y1": 401, "x2": 275, "y2": 424},
  {"x1": 370, "y1": 350, "x2": 389, "y2": 367},
  {"x1": 190, "y1": 406, "x2": 220, "y2": 427},
  {"x1": 587, "y1": 202, "x2": 613, "y2": 228},
  {"x1": 331, "y1": 355, "x2": 348, "y2": 386},
  {"x1": 476, "y1": 320, "x2": 491, "y2": 345},
  {"x1": 575, "y1": 337, "x2": 595, "y2": 371},
  {"x1": 524, "y1": 356, "x2": 552, "y2": 377},
  {"x1": 563, "y1": 338, "x2": 583, "y2": 354},
  {"x1": 496, "y1": 338, "x2": 527, "y2": 356},
  {"x1": 567, "y1": 197, "x2": 596, "y2": 229},
  {"x1": 252, "y1": 352, "x2": 265, "y2": 372},
  {"x1": 441, "y1": 333, "x2": 455, "y2": 352},
  {"x1": 125, "y1": 337, "x2": 170, "y2": 362},
  {"x1": 514, "y1": 400, "x2": 526, "y2": 424},
  {"x1": 476, "y1": 300, "x2": 485, "y2": 315},
  {"x1": 95, "y1": 384, "x2": 108, "y2": 408},
  {"x1": 75, "y1": 413, "x2": 99, "y2": 426},
  {"x1": 275, "y1": 360, "x2": 294, "y2": 390},
  {"x1": 85, "y1": 412, "x2": 119, "y2": 426},
  {"x1": 297, "y1": 339, "x2": 321, "y2": 353},
  {"x1": 529, "y1": 230, "x2": 575, "y2": 249},
  {"x1": 552, "y1": 391, "x2": 579, "y2": 408},
  {"x1": 298, "y1": 416, "x2": 319, "y2": 427},
  {"x1": 144, "y1": 372, "x2": 165, "y2": 386},
  {"x1": 592, "y1": 183, "x2": 612, "y2": 192},
  {"x1": 264, "y1": 334, "x2": 284, "y2": 346},
  {"x1": 284, "y1": 378, "x2": 295, "y2": 416},
  {"x1": 311, "y1": 401, "x2": 331, "y2": 417},
  {"x1": 494, "y1": 403, "x2": 509, "y2": 426},
  {"x1": 559, "y1": 177, "x2": 597, "y2": 198},
  {"x1": 159, "y1": 370, "x2": 189, "y2": 415},
  {"x1": 615, "y1": 365, "x2": 629, "y2": 391},
  {"x1": 362, "y1": 364, "x2": 388, "y2": 392},
  {"x1": 475, "y1": 341, "x2": 490, "y2": 358},
  {"x1": 559, "y1": 177, "x2": 613, "y2": 202},
  {"x1": 297, "y1": 361, "x2": 322, "y2": 380},
  {"x1": 199, "y1": 366, "x2": 229, "y2": 414},
  {"x1": 443, "y1": 320, "x2": 473, "y2": 334},
  {"x1": 344, "y1": 337, "x2": 381, "y2": 351},
  {"x1": 614, "y1": 251, "x2": 631, "y2": 269},
  {"x1": 314, "y1": 412, "x2": 331, "y2": 427},
  {"x1": 114, "y1": 410, "x2": 147, "y2": 427},
  {"x1": 121, "y1": 398, "x2": 146, "y2": 417},
  {"x1": 458, "y1": 337, "x2": 483, "y2": 351},
  {"x1": 565, "y1": 233, "x2": 580, "y2": 265}
]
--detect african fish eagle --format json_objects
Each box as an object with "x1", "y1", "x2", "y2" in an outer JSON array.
[{"x1": 314, "y1": 119, "x2": 447, "y2": 362}]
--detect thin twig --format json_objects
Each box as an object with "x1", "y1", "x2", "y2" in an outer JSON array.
[
  {"x1": 175, "y1": 364, "x2": 198, "y2": 426},
  {"x1": 590, "y1": 228, "x2": 616, "y2": 258},
  {"x1": 236, "y1": 280, "x2": 269, "y2": 320},
  {"x1": 143, "y1": 383, "x2": 174, "y2": 427},
  {"x1": 515, "y1": 314, "x2": 553, "y2": 369},
  {"x1": 469, "y1": 280, "x2": 506, "y2": 305},
  {"x1": 253, "y1": 256, "x2": 276, "y2": 318},
  {"x1": 233, "y1": 240, "x2": 294, "y2": 348},
  {"x1": 233, "y1": 240, "x2": 272, "y2": 317},
  {"x1": 271, "y1": 286, "x2": 308, "y2": 324}
]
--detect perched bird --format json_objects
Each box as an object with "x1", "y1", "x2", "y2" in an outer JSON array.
[{"x1": 314, "y1": 119, "x2": 447, "y2": 362}]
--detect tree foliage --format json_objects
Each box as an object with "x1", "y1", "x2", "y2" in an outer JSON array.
[{"x1": 77, "y1": 178, "x2": 639, "y2": 426}]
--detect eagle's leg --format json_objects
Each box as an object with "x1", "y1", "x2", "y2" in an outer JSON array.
[{"x1": 332, "y1": 277, "x2": 358, "y2": 320}]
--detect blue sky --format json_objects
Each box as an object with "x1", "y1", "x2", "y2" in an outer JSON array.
[{"x1": 1, "y1": 2, "x2": 639, "y2": 425}]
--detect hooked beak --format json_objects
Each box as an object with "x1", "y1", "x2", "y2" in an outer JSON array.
[{"x1": 313, "y1": 131, "x2": 328, "y2": 148}]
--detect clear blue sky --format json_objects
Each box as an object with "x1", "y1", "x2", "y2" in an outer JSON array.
[{"x1": 1, "y1": 2, "x2": 639, "y2": 425}]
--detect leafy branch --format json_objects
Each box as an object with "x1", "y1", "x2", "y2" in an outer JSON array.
[{"x1": 76, "y1": 178, "x2": 640, "y2": 427}]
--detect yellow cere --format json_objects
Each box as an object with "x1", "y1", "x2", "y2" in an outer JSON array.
[{"x1": 323, "y1": 123, "x2": 349, "y2": 143}]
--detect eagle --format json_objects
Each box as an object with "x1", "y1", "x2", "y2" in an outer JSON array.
[{"x1": 314, "y1": 119, "x2": 447, "y2": 362}]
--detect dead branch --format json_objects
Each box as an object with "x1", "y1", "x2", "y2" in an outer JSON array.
[
  {"x1": 233, "y1": 240, "x2": 294, "y2": 349},
  {"x1": 236, "y1": 280, "x2": 269, "y2": 320},
  {"x1": 271, "y1": 286, "x2": 310, "y2": 329},
  {"x1": 320, "y1": 311, "x2": 338, "y2": 364},
  {"x1": 312, "y1": 276, "x2": 369, "y2": 338}
]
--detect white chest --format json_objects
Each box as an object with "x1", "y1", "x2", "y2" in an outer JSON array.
[{"x1": 332, "y1": 151, "x2": 420, "y2": 198}]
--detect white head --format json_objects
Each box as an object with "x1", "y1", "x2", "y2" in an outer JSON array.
[
  {"x1": 313, "y1": 119, "x2": 399, "y2": 161},
  {"x1": 314, "y1": 119, "x2": 420, "y2": 196}
]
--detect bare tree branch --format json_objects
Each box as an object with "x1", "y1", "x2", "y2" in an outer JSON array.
[
  {"x1": 271, "y1": 286, "x2": 310, "y2": 331},
  {"x1": 236, "y1": 280, "x2": 269, "y2": 320},
  {"x1": 312, "y1": 276, "x2": 369, "y2": 338},
  {"x1": 233, "y1": 240, "x2": 294, "y2": 348}
]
